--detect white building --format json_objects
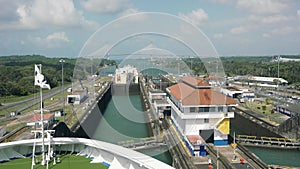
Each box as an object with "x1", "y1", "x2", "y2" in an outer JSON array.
[
  {"x1": 67, "y1": 88, "x2": 88, "y2": 105},
  {"x1": 273, "y1": 57, "x2": 300, "y2": 62},
  {"x1": 166, "y1": 76, "x2": 236, "y2": 155},
  {"x1": 26, "y1": 113, "x2": 55, "y2": 128},
  {"x1": 233, "y1": 76, "x2": 288, "y2": 88},
  {"x1": 204, "y1": 75, "x2": 225, "y2": 86},
  {"x1": 221, "y1": 86, "x2": 255, "y2": 99},
  {"x1": 149, "y1": 89, "x2": 171, "y2": 118},
  {"x1": 250, "y1": 76, "x2": 288, "y2": 84},
  {"x1": 115, "y1": 65, "x2": 139, "y2": 84}
]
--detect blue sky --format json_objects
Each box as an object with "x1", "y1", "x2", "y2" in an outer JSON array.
[{"x1": 1, "y1": 0, "x2": 300, "y2": 57}]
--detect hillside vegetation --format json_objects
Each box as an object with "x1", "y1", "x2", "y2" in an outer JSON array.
[
  {"x1": 0, "y1": 55, "x2": 115, "y2": 97},
  {"x1": 184, "y1": 56, "x2": 300, "y2": 87}
]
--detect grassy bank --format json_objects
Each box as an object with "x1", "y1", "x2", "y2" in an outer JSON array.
[{"x1": 0, "y1": 154, "x2": 108, "y2": 169}]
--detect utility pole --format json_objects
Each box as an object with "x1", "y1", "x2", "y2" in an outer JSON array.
[
  {"x1": 277, "y1": 55, "x2": 280, "y2": 90},
  {"x1": 59, "y1": 59, "x2": 65, "y2": 122},
  {"x1": 217, "y1": 148, "x2": 219, "y2": 169},
  {"x1": 91, "y1": 61, "x2": 95, "y2": 101}
]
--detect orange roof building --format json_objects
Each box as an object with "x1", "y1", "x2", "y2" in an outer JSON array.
[
  {"x1": 27, "y1": 113, "x2": 55, "y2": 128},
  {"x1": 166, "y1": 76, "x2": 237, "y2": 153}
]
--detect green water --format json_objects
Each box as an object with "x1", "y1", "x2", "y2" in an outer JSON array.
[
  {"x1": 92, "y1": 94, "x2": 172, "y2": 165},
  {"x1": 231, "y1": 122, "x2": 300, "y2": 167},
  {"x1": 246, "y1": 146, "x2": 300, "y2": 167},
  {"x1": 137, "y1": 146, "x2": 173, "y2": 165},
  {"x1": 93, "y1": 95, "x2": 148, "y2": 143}
]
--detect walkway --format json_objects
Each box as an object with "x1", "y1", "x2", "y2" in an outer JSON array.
[{"x1": 237, "y1": 135, "x2": 300, "y2": 147}]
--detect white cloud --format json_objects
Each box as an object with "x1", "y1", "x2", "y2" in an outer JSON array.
[
  {"x1": 249, "y1": 14, "x2": 293, "y2": 24},
  {"x1": 46, "y1": 32, "x2": 70, "y2": 42},
  {"x1": 178, "y1": 8, "x2": 208, "y2": 27},
  {"x1": 30, "y1": 32, "x2": 70, "y2": 48},
  {"x1": 210, "y1": 0, "x2": 234, "y2": 5},
  {"x1": 213, "y1": 33, "x2": 223, "y2": 39},
  {"x1": 81, "y1": 0, "x2": 129, "y2": 14},
  {"x1": 0, "y1": 1, "x2": 19, "y2": 22},
  {"x1": 271, "y1": 26, "x2": 295, "y2": 35},
  {"x1": 262, "y1": 33, "x2": 271, "y2": 38},
  {"x1": 15, "y1": 0, "x2": 99, "y2": 30},
  {"x1": 230, "y1": 26, "x2": 249, "y2": 34},
  {"x1": 118, "y1": 8, "x2": 140, "y2": 17},
  {"x1": 237, "y1": 0, "x2": 287, "y2": 15},
  {"x1": 297, "y1": 10, "x2": 300, "y2": 18}
]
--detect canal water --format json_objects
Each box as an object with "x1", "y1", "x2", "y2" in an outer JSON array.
[
  {"x1": 231, "y1": 123, "x2": 300, "y2": 167},
  {"x1": 246, "y1": 146, "x2": 300, "y2": 167},
  {"x1": 92, "y1": 93, "x2": 172, "y2": 165},
  {"x1": 93, "y1": 95, "x2": 148, "y2": 143}
]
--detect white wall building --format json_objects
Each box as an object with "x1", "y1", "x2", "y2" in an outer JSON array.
[
  {"x1": 149, "y1": 89, "x2": 170, "y2": 118},
  {"x1": 67, "y1": 88, "x2": 88, "y2": 105},
  {"x1": 115, "y1": 65, "x2": 139, "y2": 84},
  {"x1": 166, "y1": 76, "x2": 237, "y2": 151},
  {"x1": 233, "y1": 76, "x2": 288, "y2": 88},
  {"x1": 204, "y1": 75, "x2": 225, "y2": 86},
  {"x1": 221, "y1": 86, "x2": 255, "y2": 99},
  {"x1": 26, "y1": 113, "x2": 55, "y2": 128}
]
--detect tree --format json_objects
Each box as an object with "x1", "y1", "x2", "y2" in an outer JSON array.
[{"x1": 265, "y1": 98, "x2": 271, "y2": 105}]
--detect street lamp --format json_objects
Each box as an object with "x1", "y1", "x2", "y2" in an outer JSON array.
[
  {"x1": 277, "y1": 55, "x2": 280, "y2": 90},
  {"x1": 59, "y1": 59, "x2": 65, "y2": 122}
]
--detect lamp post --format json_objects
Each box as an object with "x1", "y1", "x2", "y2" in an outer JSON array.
[{"x1": 59, "y1": 59, "x2": 65, "y2": 122}]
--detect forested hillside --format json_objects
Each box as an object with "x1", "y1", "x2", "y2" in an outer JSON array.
[
  {"x1": 0, "y1": 55, "x2": 115, "y2": 97},
  {"x1": 0, "y1": 55, "x2": 299, "y2": 97},
  {"x1": 184, "y1": 56, "x2": 300, "y2": 87}
]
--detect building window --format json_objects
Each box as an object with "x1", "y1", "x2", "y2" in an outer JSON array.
[
  {"x1": 199, "y1": 107, "x2": 209, "y2": 112},
  {"x1": 218, "y1": 107, "x2": 223, "y2": 112},
  {"x1": 209, "y1": 107, "x2": 216, "y2": 112},
  {"x1": 190, "y1": 107, "x2": 196, "y2": 113},
  {"x1": 204, "y1": 118, "x2": 209, "y2": 123}
]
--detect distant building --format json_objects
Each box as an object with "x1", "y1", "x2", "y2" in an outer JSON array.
[
  {"x1": 115, "y1": 65, "x2": 139, "y2": 84},
  {"x1": 233, "y1": 76, "x2": 288, "y2": 88},
  {"x1": 272, "y1": 57, "x2": 300, "y2": 62},
  {"x1": 250, "y1": 76, "x2": 288, "y2": 84},
  {"x1": 204, "y1": 75, "x2": 225, "y2": 86},
  {"x1": 273, "y1": 104, "x2": 300, "y2": 117},
  {"x1": 27, "y1": 113, "x2": 55, "y2": 128},
  {"x1": 166, "y1": 76, "x2": 237, "y2": 156},
  {"x1": 149, "y1": 89, "x2": 171, "y2": 118},
  {"x1": 52, "y1": 109, "x2": 63, "y2": 117},
  {"x1": 67, "y1": 88, "x2": 88, "y2": 105},
  {"x1": 221, "y1": 86, "x2": 255, "y2": 99}
]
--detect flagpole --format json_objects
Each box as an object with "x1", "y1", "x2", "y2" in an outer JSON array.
[
  {"x1": 39, "y1": 64, "x2": 45, "y2": 166},
  {"x1": 31, "y1": 132, "x2": 37, "y2": 169},
  {"x1": 34, "y1": 64, "x2": 51, "y2": 166}
]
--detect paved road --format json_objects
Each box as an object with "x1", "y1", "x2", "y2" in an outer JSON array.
[{"x1": 0, "y1": 85, "x2": 71, "y2": 114}]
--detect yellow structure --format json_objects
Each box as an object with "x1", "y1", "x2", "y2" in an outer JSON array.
[{"x1": 217, "y1": 118, "x2": 230, "y2": 134}]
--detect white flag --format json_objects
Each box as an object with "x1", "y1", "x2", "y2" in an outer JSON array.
[{"x1": 34, "y1": 64, "x2": 51, "y2": 89}]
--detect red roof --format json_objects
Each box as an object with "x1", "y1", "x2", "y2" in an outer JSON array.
[
  {"x1": 182, "y1": 76, "x2": 210, "y2": 87},
  {"x1": 167, "y1": 82, "x2": 236, "y2": 106},
  {"x1": 204, "y1": 75, "x2": 224, "y2": 81},
  {"x1": 27, "y1": 113, "x2": 54, "y2": 123},
  {"x1": 226, "y1": 86, "x2": 241, "y2": 91},
  {"x1": 186, "y1": 135, "x2": 206, "y2": 144}
]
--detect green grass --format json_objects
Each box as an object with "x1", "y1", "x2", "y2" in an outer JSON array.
[
  {"x1": 0, "y1": 154, "x2": 109, "y2": 169},
  {"x1": 0, "y1": 95, "x2": 32, "y2": 105},
  {"x1": 245, "y1": 100, "x2": 273, "y2": 114}
]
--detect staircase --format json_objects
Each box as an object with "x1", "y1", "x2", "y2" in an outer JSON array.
[{"x1": 215, "y1": 113, "x2": 230, "y2": 135}]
